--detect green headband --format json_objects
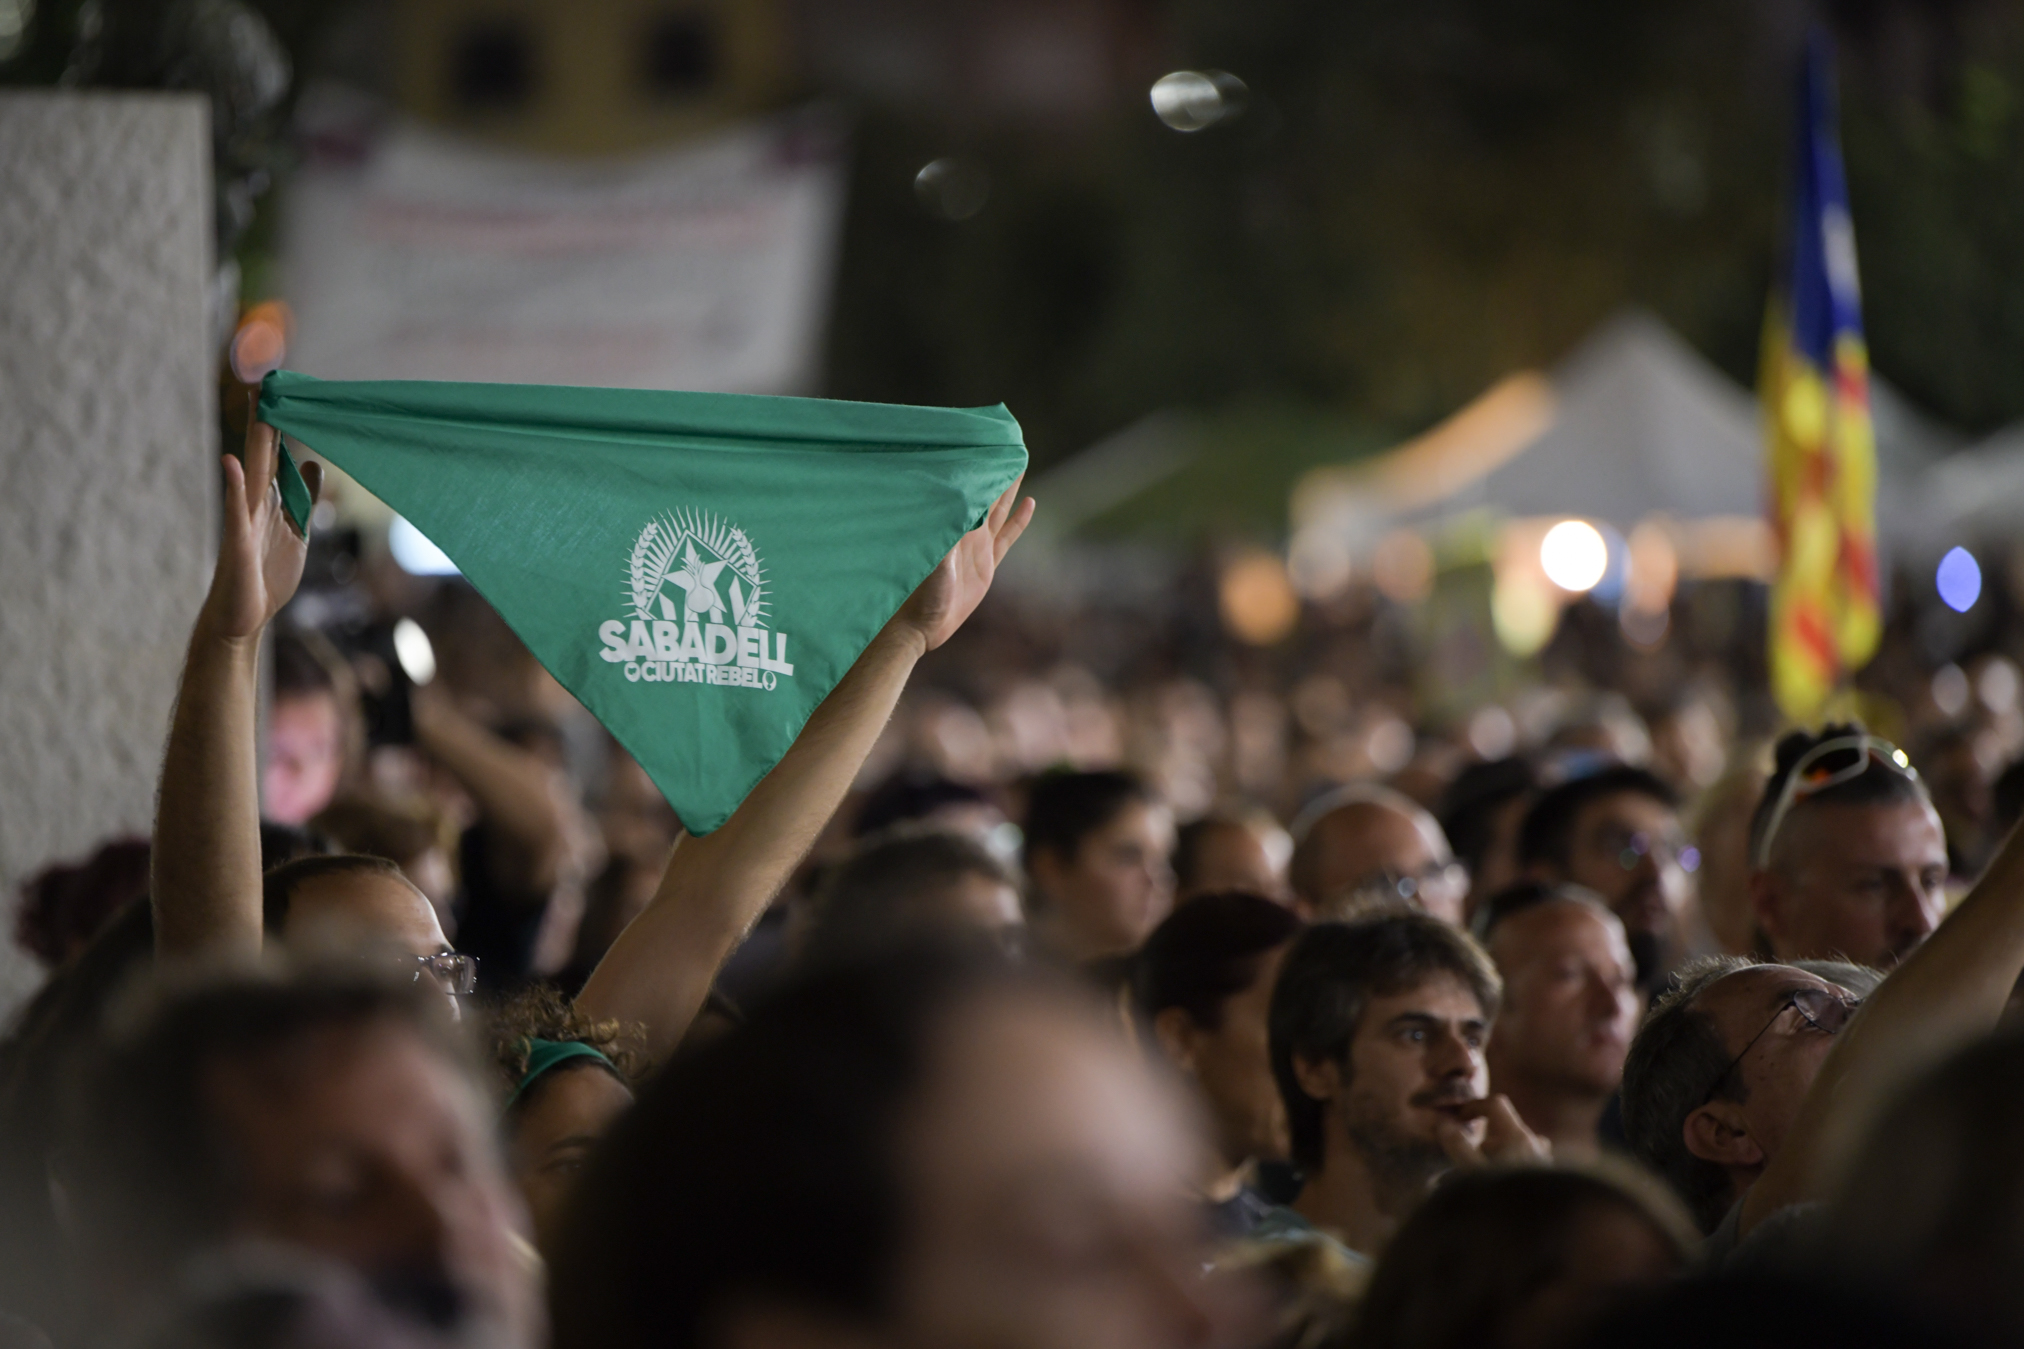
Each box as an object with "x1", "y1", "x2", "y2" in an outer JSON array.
[{"x1": 506, "y1": 1037, "x2": 616, "y2": 1111}]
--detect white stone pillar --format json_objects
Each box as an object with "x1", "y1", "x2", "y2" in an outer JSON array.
[{"x1": 0, "y1": 92, "x2": 216, "y2": 1015}]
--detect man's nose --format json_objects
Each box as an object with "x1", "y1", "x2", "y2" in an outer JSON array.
[
  {"x1": 1887, "y1": 877, "x2": 1940, "y2": 942},
  {"x1": 1584, "y1": 969, "x2": 1622, "y2": 1019},
  {"x1": 1427, "y1": 1026, "x2": 1478, "y2": 1077}
]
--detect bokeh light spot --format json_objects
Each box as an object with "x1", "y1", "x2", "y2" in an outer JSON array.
[
  {"x1": 1150, "y1": 70, "x2": 1247, "y2": 132},
  {"x1": 1541, "y1": 520, "x2": 1608, "y2": 593},
  {"x1": 1937, "y1": 546, "x2": 1982, "y2": 613}
]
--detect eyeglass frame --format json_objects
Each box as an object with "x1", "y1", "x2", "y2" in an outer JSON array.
[
  {"x1": 1751, "y1": 733, "x2": 1921, "y2": 871},
  {"x1": 1589, "y1": 824, "x2": 1699, "y2": 875},
  {"x1": 412, "y1": 951, "x2": 479, "y2": 996},
  {"x1": 1697, "y1": 984, "x2": 1862, "y2": 1108}
]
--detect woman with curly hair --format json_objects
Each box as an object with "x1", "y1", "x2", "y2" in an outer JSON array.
[{"x1": 486, "y1": 984, "x2": 649, "y2": 1254}]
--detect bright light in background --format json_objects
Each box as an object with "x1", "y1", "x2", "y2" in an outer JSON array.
[
  {"x1": 392, "y1": 617, "x2": 436, "y2": 686},
  {"x1": 1371, "y1": 529, "x2": 1435, "y2": 603},
  {"x1": 1932, "y1": 663, "x2": 1969, "y2": 717},
  {"x1": 1540, "y1": 520, "x2": 1608, "y2": 593},
  {"x1": 1491, "y1": 571, "x2": 1558, "y2": 656},
  {"x1": 1150, "y1": 70, "x2": 1247, "y2": 131},
  {"x1": 0, "y1": 0, "x2": 32, "y2": 62},
  {"x1": 914, "y1": 158, "x2": 990, "y2": 221},
  {"x1": 229, "y1": 301, "x2": 292, "y2": 383},
  {"x1": 1467, "y1": 706, "x2": 1516, "y2": 759},
  {"x1": 1219, "y1": 551, "x2": 1301, "y2": 645},
  {"x1": 1981, "y1": 658, "x2": 2020, "y2": 715},
  {"x1": 389, "y1": 516, "x2": 460, "y2": 576},
  {"x1": 1287, "y1": 526, "x2": 1354, "y2": 601},
  {"x1": 1937, "y1": 546, "x2": 1982, "y2": 613}
]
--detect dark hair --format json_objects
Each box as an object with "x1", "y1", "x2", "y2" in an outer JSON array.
[
  {"x1": 1357, "y1": 1163, "x2": 1697, "y2": 1349},
  {"x1": 1172, "y1": 815, "x2": 1263, "y2": 896},
  {"x1": 1518, "y1": 765, "x2": 1679, "y2": 870},
  {"x1": 1268, "y1": 916, "x2": 1502, "y2": 1171},
  {"x1": 0, "y1": 898, "x2": 156, "y2": 1337},
  {"x1": 270, "y1": 630, "x2": 338, "y2": 701},
  {"x1": 1133, "y1": 892, "x2": 1304, "y2": 1030},
  {"x1": 62, "y1": 961, "x2": 467, "y2": 1294},
  {"x1": 854, "y1": 774, "x2": 994, "y2": 838},
  {"x1": 1438, "y1": 758, "x2": 1538, "y2": 878},
  {"x1": 1619, "y1": 955, "x2": 1758, "y2": 1231},
  {"x1": 260, "y1": 853, "x2": 407, "y2": 933},
  {"x1": 1022, "y1": 770, "x2": 1152, "y2": 868},
  {"x1": 258, "y1": 820, "x2": 335, "y2": 871},
  {"x1": 805, "y1": 830, "x2": 1020, "y2": 962},
  {"x1": 1747, "y1": 723, "x2": 1931, "y2": 870},
  {"x1": 1469, "y1": 880, "x2": 1606, "y2": 945},
  {"x1": 13, "y1": 836, "x2": 149, "y2": 968},
  {"x1": 549, "y1": 943, "x2": 1047, "y2": 1349}
]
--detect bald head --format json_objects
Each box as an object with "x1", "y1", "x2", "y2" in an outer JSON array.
[{"x1": 1290, "y1": 791, "x2": 1458, "y2": 921}]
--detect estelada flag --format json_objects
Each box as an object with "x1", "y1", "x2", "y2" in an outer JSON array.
[
  {"x1": 258, "y1": 370, "x2": 1027, "y2": 833},
  {"x1": 1763, "y1": 30, "x2": 1881, "y2": 722}
]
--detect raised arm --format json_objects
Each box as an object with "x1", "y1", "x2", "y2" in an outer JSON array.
[
  {"x1": 1743, "y1": 816, "x2": 2024, "y2": 1230},
  {"x1": 411, "y1": 686, "x2": 573, "y2": 897},
  {"x1": 575, "y1": 481, "x2": 1033, "y2": 1062},
  {"x1": 152, "y1": 417, "x2": 322, "y2": 959}
]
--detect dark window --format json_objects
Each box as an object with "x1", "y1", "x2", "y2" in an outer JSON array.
[
  {"x1": 450, "y1": 21, "x2": 536, "y2": 110},
  {"x1": 642, "y1": 12, "x2": 716, "y2": 96}
]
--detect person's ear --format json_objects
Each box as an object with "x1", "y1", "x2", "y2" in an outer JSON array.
[
  {"x1": 1152, "y1": 1007, "x2": 1201, "y2": 1072},
  {"x1": 1748, "y1": 869, "x2": 1786, "y2": 952},
  {"x1": 1292, "y1": 1052, "x2": 1344, "y2": 1104},
  {"x1": 1683, "y1": 1100, "x2": 1766, "y2": 1170}
]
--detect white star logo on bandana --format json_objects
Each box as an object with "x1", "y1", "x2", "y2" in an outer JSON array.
[{"x1": 667, "y1": 542, "x2": 728, "y2": 621}]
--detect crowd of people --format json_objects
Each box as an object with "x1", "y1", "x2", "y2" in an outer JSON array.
[{"x1": 13, "y1": 415, "x2": 2024, "y2": 1349}]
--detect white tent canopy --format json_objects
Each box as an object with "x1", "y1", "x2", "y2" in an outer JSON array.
[
  {"x1": 1294, "y1": 307, "x2": 1954, "y2": 562},
  {"x1": 1403, "y1": 310, "x2": 1760, "y2": 530}
]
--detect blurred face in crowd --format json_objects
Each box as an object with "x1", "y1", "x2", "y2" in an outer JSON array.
[
  {"x1": 507, "y1": 1064, "x2": 634, "y2": 1257},
  {"x1": 1752, "y1": 798, "x2": 1949, "y2": 970},
  {"x1": 200, "y1": 1017, "x2": 536, "y2": 1346},
  {"x1": 1179, "y1": 820, "x2": 1288, "y2": 903},
  {"x1": 1495, "y1": 1200, "x2": 1689, "y2": 1349},
  {"x1": 1692, "y1": 769, "x2": 1766, "y2": 957},
  {"x1": 1464, "y1": 793, "x2": 1534, "y2": 918},
  {"x1": 265, "y1": 691, "x2": 345, "y2": 825},
  {"x1": 1295, "y1": 801, "x2": 1464, "y2": 925},
  {"x1": 1487, "y1": 901, "x2": 1640, "y2": 1105},
  {"x1": 1541, "y1": 791, "x2": 1687, "y2": 973},
  {"x1": 1681, "y1": 965, "x2": 1858, "y2": 1203},
  {"x1": 876, "y1": 987, "x2": 1258, "y2": 1349},
  {"x1": 1031, "y1": 801, "x2": 1176, "y2": 960},
  {"x1": 1153, "y1": 943, "x2": 1294, "y2": 1171},
  {"x1": 925, "y1": 868, "x2": 1027, "y2": 948},
  {"x1": 1294, "y1": 974, "x2": 1490, "y2": 1184}
]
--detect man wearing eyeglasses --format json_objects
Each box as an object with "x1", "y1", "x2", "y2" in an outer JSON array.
[
  {"x1": 1745, "y1": 725, "x2": 1949, "y2": 971},
  {"x1": 1518, "y1": 765, "x2": 1692, "y2": 992},
  {"x1": 1289, "y1": 785, "x2": 1468, "y2": 926},
  {"x1": 1621, "y1": 800, "x2": 2024, "y2": 1262}
]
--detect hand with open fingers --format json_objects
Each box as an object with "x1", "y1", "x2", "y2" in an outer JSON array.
[
  {"x1": 1434, "y1": 1094, "x2": 1553, "y2": 1169},
  {"x1": 202, "y1": 412, "x2": 323, "y2": 642},
  {"x1": 888, "y1": 477, "x2": 1035, "y2": 652}
]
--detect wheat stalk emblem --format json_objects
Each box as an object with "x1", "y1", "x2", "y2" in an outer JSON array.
[{"x1": 629, "y1": 519, "x2": 680, "y2": 621}]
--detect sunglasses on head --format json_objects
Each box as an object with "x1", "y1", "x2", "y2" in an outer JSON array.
[{"x1": 1751, "y1": 733, "x2": 1919, "y2": 870}]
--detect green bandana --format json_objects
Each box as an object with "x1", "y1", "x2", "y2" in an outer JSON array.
[
  {"x1": 257, "y1": 371, "x2": 1027, "y2": 833},
  {"x1": 506, "y1": 1037, "x2": 616, "y2": 1110}
]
